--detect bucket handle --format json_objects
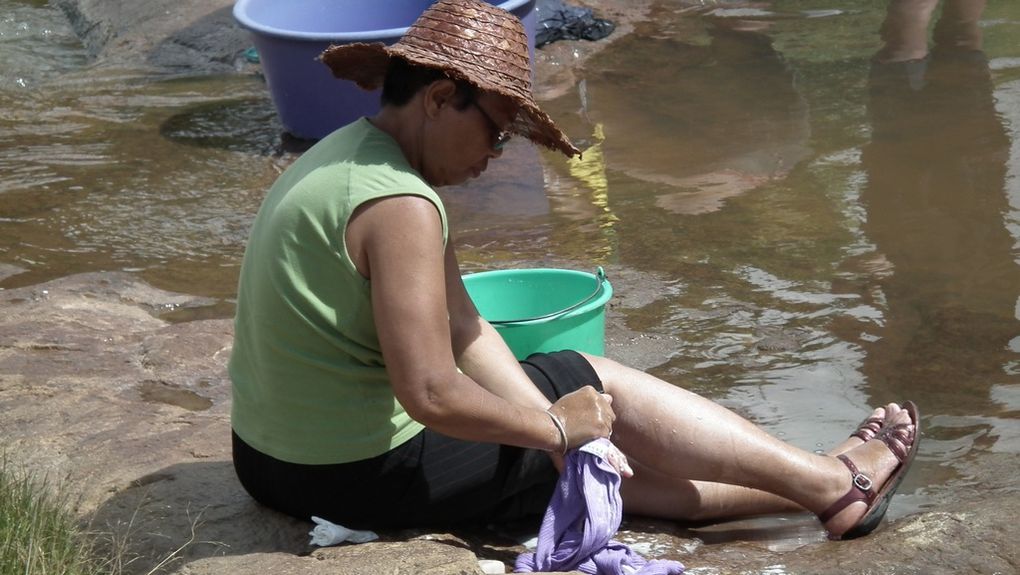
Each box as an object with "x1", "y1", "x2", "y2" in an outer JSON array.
[{"x1": 489, "y1": 267, "x2": 608, "y2": 326}]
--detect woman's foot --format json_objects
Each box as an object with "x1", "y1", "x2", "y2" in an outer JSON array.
[{"x1": 816, "y1": 404, "x2": 918, "y2": 539}]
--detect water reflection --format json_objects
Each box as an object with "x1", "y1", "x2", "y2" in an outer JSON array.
[
  {"x1": 853, "y1": 0, "x2": 1020, "y2": 454},
  {"x1": 577, "y1": 13, "x2": 810, "y2": 216}
]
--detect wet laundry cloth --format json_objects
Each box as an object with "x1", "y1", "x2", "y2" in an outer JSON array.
[
  {"x1": 515, "y1": 439, "x2": 684, "y2": 575},
  {"x1": 308, "y1": 516, "x2": 378, "y2": 546}
]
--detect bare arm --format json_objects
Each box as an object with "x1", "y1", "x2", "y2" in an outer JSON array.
[
  {"x1": 348, "y1": 195, "x2": 563, "y2": 451},
  {"x1": 442, "y1": 242, "x2": 554, "y2": 411}
]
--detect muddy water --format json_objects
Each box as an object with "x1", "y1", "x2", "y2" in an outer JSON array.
[{"x1": 2, "y1": 0, "x2": 1020, "y2": 538}]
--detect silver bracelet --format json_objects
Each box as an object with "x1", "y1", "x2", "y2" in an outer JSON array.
[{"x1": 545, "y1": 410, "x2": 568, "y2": 455}]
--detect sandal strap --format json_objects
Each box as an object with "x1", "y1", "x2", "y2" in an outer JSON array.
[
  {"x1": 817, "y1": 454, "x2": 877, "y2": 524},
  {"x1": 850, "y1": 416, "x2": 884, "y2": 442},
  {"x1": 877, "y1": 423, "x2": 914, "y2": 462}
]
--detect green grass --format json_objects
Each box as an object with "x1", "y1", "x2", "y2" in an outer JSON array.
[{"x1": 0, "y1": 459, "x2": 106, "y2": 575}]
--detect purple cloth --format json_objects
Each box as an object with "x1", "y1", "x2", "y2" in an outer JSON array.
[{"x1": 515, "y1": 439, "x2": 684, "y2": 575}]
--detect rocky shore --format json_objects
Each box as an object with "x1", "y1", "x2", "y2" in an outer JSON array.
[{"x1": 1, "y1": 0, "x2": 1017, "y2": 573}]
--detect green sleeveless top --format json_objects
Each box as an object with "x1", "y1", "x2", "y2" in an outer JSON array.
[{"x1": 229, "y1": 118, "x2": 447, "y2": 465}]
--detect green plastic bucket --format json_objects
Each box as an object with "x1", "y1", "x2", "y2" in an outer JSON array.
[{"x1": 462, "y1": 267, "x2": 612, "y2": 360}]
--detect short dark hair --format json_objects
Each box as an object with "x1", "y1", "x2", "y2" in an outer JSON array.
[{"x1": 380, "y1": 57, "x2": 477, "y2": 109}]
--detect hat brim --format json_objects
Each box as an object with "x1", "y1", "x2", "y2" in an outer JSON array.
[
  {"x1": 320, "y1": 43, "x2": 580, "y2": 157},
  {"x1": 320, "y1": 43, "x2": 391, "y2": 92}
]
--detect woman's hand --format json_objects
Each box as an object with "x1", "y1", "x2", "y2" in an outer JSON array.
[
  {"x1": 546, "y1": 387, "x2": 633, "y2": 477},
  {"x1": 601, "y1": 441, "x2": 634, "y2": 478},
  {"x1": 547, "y1": 386, "x2": 614, "y2": 449},
  {"x1": 547, "y1": 440, "x2": 634, "y2": 477}
]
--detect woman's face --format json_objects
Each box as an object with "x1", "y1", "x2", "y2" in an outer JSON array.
[{"x1": 423, "y1": 90, "x2": 519, "y2": 187}]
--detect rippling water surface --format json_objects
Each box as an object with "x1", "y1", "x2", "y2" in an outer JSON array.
[
  {"x1": 2, "y1": 0, "x2": 1020, "y2": 527},
  {"x1": 0, "y1": 0, "x2": 282, "y2": 300}
]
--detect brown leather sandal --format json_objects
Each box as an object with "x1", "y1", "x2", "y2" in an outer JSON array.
[
  {"x1": 819, "y1": 401, "x2": 920, "y2": 540},
  {"x1": 849, "y1": 411, "x2": 885, "y2": 442}
]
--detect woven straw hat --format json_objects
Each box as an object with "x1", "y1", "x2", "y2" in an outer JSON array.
[{"x1": 320, "y1": 0, "x2": 579, "y2": 157}]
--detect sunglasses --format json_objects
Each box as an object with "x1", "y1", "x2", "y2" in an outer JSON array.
[{"x1": 471, "y1": 101, "x2": 513, "y2": 151}]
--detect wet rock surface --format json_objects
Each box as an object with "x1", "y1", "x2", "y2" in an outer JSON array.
[
  {"x1": 4, "y1": 1, "x2": 1018, "y2": 574},
  {"x1": 51, "y1": 0, "x2": 250, "y2": 73}
]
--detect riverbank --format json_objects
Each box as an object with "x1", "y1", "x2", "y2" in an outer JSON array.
[{"x1": 2, "y1": 0, "x2": 1018, "y2": 573}]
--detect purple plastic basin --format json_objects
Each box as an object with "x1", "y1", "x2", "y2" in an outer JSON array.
[{"x1": 233, "y1": 0, "x2": 537, "y2": 140}]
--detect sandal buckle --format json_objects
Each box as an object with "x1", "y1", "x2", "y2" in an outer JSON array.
[{"x1": 852, "y1": 473, "x2": 874, "y2": 491}]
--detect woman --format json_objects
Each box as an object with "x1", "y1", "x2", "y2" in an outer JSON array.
[{"x1": 229, "y1": 0, "x2": 919, "y2": 541}]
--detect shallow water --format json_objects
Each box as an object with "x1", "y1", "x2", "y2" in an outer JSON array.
[
  {"x1": 0, "y1": 0, "x2": 282, "y2": 301},
  {"x1": 2, "y1": 0, "x2": 1020, "y2": 533}
]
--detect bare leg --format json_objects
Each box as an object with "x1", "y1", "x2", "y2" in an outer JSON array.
[
  {"x1": 621, "y1": 460, "x2": 800, "y2": 521},
  {"x1": 875, "y1": 0, "x2": 939, "y2": 63},
  {"x1": 585, "y1": 355, "x2": 914, "y2": 537},
  {"x1": 621, "y1": 403, "x2": 904, "y2": 521},
  {"x1": 933, "y1": 0, "x2": 986, "y2": 53}
]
